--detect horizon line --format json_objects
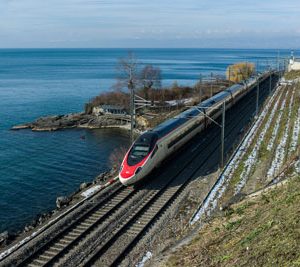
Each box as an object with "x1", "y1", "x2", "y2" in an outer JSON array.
[{"x1": 0, "y1": 47, "x2": 298, "y2": 50}]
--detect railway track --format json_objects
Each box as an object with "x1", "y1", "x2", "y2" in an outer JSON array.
[
  {"x1": 2, "y1": 74, "x2": 279, "y2": 267},
  {"x1": 82, "y1": 76, "x2": 278, "y2": 267}
]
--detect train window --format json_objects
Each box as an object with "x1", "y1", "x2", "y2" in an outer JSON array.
[
  {"x1": 131, "y1": 145, "x2": 150, "y2": 157},
  {"x1": 127, "y1": 132, "x2": 158, "y2": 166},
  {"x1": 151, "y1": 145, "x2": 158, "y2": 158}
]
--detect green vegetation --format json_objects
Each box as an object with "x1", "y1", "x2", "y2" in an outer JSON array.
[{"x1": 165, "y1": 175, "x2": 300, "y2": 267}]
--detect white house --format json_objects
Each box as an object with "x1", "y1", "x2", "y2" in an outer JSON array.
[
  {"x1": 288, "y1": 51, "x2": 300, "y2": 72},
  {"x1": 92, "y1": 105, "x2": 127, "y2": 116}
]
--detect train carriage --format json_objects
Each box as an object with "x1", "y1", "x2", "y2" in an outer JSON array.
[{"x1": 119, "y1": 75, "x2": 262, "y2": 185}]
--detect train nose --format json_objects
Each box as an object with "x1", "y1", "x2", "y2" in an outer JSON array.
[
  {"x1": 120, "y1": 169, "x2": 134, "y2": 179},
  {"x1": 120, "y1": 165, "x2": 139, "y2": 179}
]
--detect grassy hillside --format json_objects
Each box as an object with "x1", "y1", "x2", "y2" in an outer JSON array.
[
  {"x1": 284, "y1": 70, "x2": 300, "y2": 80},
  {"x1": 165, "y1": 175, "x2": 300, "y2": 267}
]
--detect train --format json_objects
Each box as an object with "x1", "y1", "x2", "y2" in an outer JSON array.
[{"x1": 119, "y1": 74, "x2": 262, "y2": 185}]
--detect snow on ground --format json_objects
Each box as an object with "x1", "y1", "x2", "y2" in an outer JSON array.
[
  {"x1": 81, "y1": 176, "x2": 119, "y2": 198},
  {"x1": 266, "y1": 93, "x2": 288, "y2": 151},
  {"x1": 267, "y1": 88, "x2": 295, "y2": 179},
  {"x1": 190, "y1": 86, "x2": 282, "y2": 225},
  {"x1": 289, "y1": 101, "x2": 300, "y2": 155},
  {"x1": 234, "y1": 89, "x2": 286, "y2": 194},
  {"x1": 136, "y1": 251, "x2": 152, "y2": 267},
  {"x1": 295, "y1": 160, "x2": 300, "y2": 174},
  {"x1": 81, "y1": 185, "x2": 102, "y2": 198}
]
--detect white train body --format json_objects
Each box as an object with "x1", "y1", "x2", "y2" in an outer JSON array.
[{"x1": 119, "y1": 75, "x2": 261, "y2": 185}]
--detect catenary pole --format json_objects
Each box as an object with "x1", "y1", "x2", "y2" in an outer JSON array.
[
  {"x1": 256, "y1": 76, "x2": 260, "y2": 116},
  {"x1": 129, "y1": 79, "x2": 135, "y2": 144},
  {"x1": 210, "y1": 72, "x2": 213, "y2": 97},
  {"x1": 221, "y1": 101, "x2": 225, "y2": 168},
  {"x1": 269, "y1": 70, "x2": 272, "y2": 94},
  {"x1": 199, "y1": 73, "x2": 202, "y2": 103}
]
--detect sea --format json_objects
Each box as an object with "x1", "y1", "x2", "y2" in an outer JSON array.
[{"x1": 0, "y1": 48, "x2": 292, "y2": 233}]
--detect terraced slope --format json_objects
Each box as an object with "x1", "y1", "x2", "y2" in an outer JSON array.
[{"x1": 160, "y1": 82, "x2": 300, "y2": 267}]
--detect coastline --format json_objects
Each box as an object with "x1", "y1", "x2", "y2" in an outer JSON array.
[{"x1": 11, "y1": 113, "x2": 135, "y2": 132}]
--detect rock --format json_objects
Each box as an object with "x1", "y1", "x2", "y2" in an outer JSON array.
[
  {"x1": 0, "y1": 231, "x2": 9, "y2": 245},
  {"x1": 56, "y1": 196, "x2": 71, "y2": 209},
  {"x1": 11, "y1": 112, "x2": 134, "y2": 131},
  {"x1": 30, "y1": 218, "x2": 38, "y2": 227},
  {"x1": 80, "y1": 182, "x2": 88, "y2": 190},
  {"x1": 96, "y1": 172, "x2": 108, "y2": 183},
  {"x1": 96, "y1": 173, "x2": 106, "y2": 180},
  {"x1": 24, "y1": 225, "x2": 34, "y2": 232},
  {"x1": 11, "y1": 124, "x2": 30, "y2": 130},
  {"x1": 38, "y1": 216, "x2": 44, "y2": 225}
]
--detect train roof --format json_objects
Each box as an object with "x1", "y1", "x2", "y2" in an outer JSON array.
[
  {"x1": 199, "y1": 90, "x2": 231, "y2": 109},
  {"x1": 151, "y1": 117, "x2": 187, "y2": 138},
  {"x1": 151, "y1": 104, "x2": 206, "y2": 138},
  {"x1": 226, "y1": 84, "x2": 243, "y2": 94},
  {"x1": 150, "y1": 82, "x2": 243, "y2": 139}
]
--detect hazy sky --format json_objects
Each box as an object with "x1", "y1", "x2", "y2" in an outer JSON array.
[{"x1": 0, "y1": 0, "x2": 299, "y2": 48}]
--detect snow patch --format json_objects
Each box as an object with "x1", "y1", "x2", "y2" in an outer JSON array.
[
  {"x1": 289, "y1": 105, "x2": 300, "y2": 155},
  {"x1": 266, "y1": 94, "x2": 288, "y2": 151},
  {"x1": 295, "y1": 160, "x2": 300, "y2": 174},
  {"x1": 136, "y1": 251, "x2": 152, "y2": 267},
  {"x1": 234, "y1": 89, "x2": 286, "y2": 194},
  {"x1": 267, "y1": 88, "x2": 295, "y2": 179},
  {"x1": 81, "y1": 185, "x2": 102, "y2": 198}
]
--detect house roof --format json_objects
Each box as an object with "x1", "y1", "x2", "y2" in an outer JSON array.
[{"x1": 100, "y1": 105, "x2": 125, "y2": 110}]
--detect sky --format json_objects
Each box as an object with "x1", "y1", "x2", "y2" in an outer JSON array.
[{"x1": 0, "y1": 0, "x2": 299, "y2": 48}]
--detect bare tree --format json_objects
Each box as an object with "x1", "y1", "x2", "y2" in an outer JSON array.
[
  {"x1": 139, "y1": 65, "x2": 162, "y2": 100},
  {"x1": 115, "y1": 52, "x2": 140, "y2": 144},
  {"x1": 115, "y1": 52, "x2": 139, "y2": 92}
]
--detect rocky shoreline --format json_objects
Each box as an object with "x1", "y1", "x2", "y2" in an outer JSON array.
[
  {"x1": 11, "y1": 113, "x2": 132, "y2": 131},
  {"x1": 0, "y1": 168, "x2": 116, "y2": 248},
  {"x1": 2, "y1": 111, "x2": 147, "y2": 247}
]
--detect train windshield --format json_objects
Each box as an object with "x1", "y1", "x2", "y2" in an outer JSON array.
[
  {"x1": 130, "y1": 145, "x2": 150, "y2": 157},
  {"x1": 127, "y1": 132, "x2": 158, "y2": 166}
]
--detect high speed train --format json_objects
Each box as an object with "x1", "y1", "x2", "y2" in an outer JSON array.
[{"x1": 119, "y1": 75, "x2": 261, "y2": 185}]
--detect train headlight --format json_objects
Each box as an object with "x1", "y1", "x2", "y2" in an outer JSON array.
[{"x1": 135, "y1": 167, "x2": 142, "y2": 174}]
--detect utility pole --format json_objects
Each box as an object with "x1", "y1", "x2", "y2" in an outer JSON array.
[
  {"x1": 210, "y1": 72, "x2": 213, "y2": 97},
  {"x1": 193, "y1": 103, "x2": 226, "y2": 168},
  {"x1": 128, "y1": 79, "x2": 135, "y2": 144},
  {"x1": 199, "y1": 73, "x2": 203, "y2": 103},
  {"x1": 221, "y1": 101, "x2": 225, "y2": 168},
  {"x1": 269, "y1": 71, "x2": 272, "y2": 94},
  {"x1": 277, "y1": 50, "x2": 280, "y2": 72},
  {"x1": 256, "y1": 77, "x2": 260, "y2": 116}
]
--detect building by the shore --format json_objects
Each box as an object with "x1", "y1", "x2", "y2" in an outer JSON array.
[
  {"x1": 92, "y1": 105, "x2": 127, "y2": 116},
  {"x1": 288, "y1": 51, "x2": 300, "y2": 72}
]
